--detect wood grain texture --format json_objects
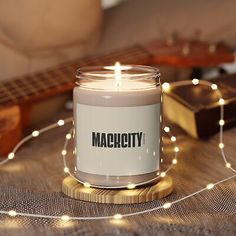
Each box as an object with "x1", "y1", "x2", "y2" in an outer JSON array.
[
  {"x1": 62, "y1": 176, "x2": 173, "y2": 204},
  {"x1": 0, "y1": 105, "x2": 22, "y2": 155}
]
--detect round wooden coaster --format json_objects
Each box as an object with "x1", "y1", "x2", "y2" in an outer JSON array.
[{"x1": 62, "y1": 176, "x2": 173, "y2": 204}]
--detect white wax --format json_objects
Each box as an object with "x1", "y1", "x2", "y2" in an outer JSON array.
[{"x1": 74, "y1": 79, "x2": 161, "y2": 107}]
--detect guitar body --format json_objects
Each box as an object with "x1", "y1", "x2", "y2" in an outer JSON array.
[
  {"x1": 0, "y1": 105, "x2": 22, "y2": 156},
  {"x1": 0, "y1": 38, "x2": 234, "y2": 155}
]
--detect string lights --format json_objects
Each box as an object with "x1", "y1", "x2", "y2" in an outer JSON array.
[{"x1": 0, "y1": 79, "x2": 235, "y2": 222}]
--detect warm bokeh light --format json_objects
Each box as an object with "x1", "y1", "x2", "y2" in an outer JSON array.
[
  {"x1": 113, "y1": 214, "x2": 123, "y2": 220},
  {"x1": 162, "y1": 82, "x2": 171, "y2": 92},
  {"x1": 58, "y1": 120, "x2": 65, "y2": 126},
  {"x1": 8, "y1": 152, "x2": 15, "y2": 160},
  {"x1": 192, "y1": 78, "x2": 199, "y2": 85},
  {"x1": 32, "y1": 130, "x2": 39, "y2": 137}
]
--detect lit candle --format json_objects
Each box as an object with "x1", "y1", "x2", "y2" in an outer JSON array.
[{"x1": 73, "y1": 63, "x2": 162, "y2": 187}]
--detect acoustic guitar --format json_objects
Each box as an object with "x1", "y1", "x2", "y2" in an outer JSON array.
[{"x1": 0, "y1": 38, "x2": 234, "y2": 155}]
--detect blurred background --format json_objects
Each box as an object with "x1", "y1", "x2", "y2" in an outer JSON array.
[{"x1": 1, "y1": 0, "x2": 236, "y2": 81}]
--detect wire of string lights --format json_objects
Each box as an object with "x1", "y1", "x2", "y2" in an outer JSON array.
[{"x1": 0, "y1": 79, "x2": 235, "y2": 222}]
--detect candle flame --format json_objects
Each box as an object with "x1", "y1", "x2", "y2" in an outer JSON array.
[
  {"x1": 104, "y1": 62, "x2": 132, "y2": 89},
  {"x1": 114, "y1": 62, "x2": 121, "y2": 88}
]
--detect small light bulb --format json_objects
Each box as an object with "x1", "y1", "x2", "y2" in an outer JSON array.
[
  {"x1": 66, "y1": 134, "x2": 72, "y2": 140},
  {"x1": 226, "y1": 163, "x2": 231, "y2": 168},
  {"x1": 172, "y1": 159, "x2": 177, "y2": 164},
  {"x1": 164, "y1": 126, "x2": 170, "y2": 133},
  {"x1": 127, "y1": 183, "x2": 136, "y2": 189},
  {"x1": 57, "y1": 120, "x2": 65, "y2": 126},
  {"x1": 61, "y1": 215, "x2": 70, "y2": 221},
  {"x1": 83, "y1": 182, "x2": 91, "y2": 188},
  {"x1": 219, "y1": 143, "x2": 224, "y2": 149},
  {"x1": 162, "y1": 82, "x2": 171, "y2": 92},
  {"x1": 163, "y1": 202, "x2": 172, "y2": 209},
  {"x1": 206, "y1": 183, "x2": 214, "y2": 190},
  {"x1": 8, "y1": 210, "x2": 17, "y2": 217},
  {"x1": 192, "y1": 78, "x2": 199, "y2": 85},
  {"x1": 113, "y1": 214, "x2": 122, "y2": 220},
  {"x1": 160, "y1": 172, "x2": 166, "y2": 178},
  {"x1": 174, "y1": 147, "x2": 179, "y2": 152},
  {"x1": 219, "y1": 120, "x2": 225, "y2": 126},
  {"x1": 61, "y1": 150, "x2": 67, "y2": 155},
  {"x1": 8, "y1": 152, "x2": 15, "y2": 160},
  {"x1": 64, "y1": 167, "x2": 69, "y2": 173},
  {"x1": 211, "y1": 84, "x2": 218, "y2": 90},
  {"x1": 219, "y1": 98, "x2": 225, "y2": 105},
  {"x1": 32, "y1": 130, "x2": 39, "y2": 137},
  {"x1": 171, "y1": 136, "x2": 176, "y2": 142}
]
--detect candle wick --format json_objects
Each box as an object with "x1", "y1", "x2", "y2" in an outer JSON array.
[{"x1": 114, "y1": 62, "x2": 122, "y2": 89}]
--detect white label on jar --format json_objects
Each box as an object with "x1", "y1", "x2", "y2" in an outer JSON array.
[{"x1": 75, "y1": 103, "x2": 160, "y2": 176}]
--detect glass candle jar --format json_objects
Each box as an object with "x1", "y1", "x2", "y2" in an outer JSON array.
[{"x1": 73, "y1": 64, "x2": 162, "y2": 188}]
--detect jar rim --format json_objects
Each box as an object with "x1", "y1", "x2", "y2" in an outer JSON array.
[
  {"x1": 76, "y1": 65, "x2": 160, "y2": 91},
  {"x1": 76, "y1": 65, "x2": 160, "y2": 80}
]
